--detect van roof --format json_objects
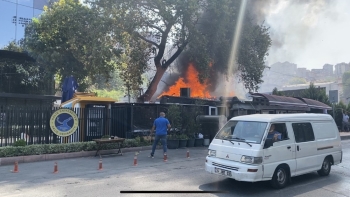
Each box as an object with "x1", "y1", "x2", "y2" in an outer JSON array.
[{"x1": 230, "y1": 113, "x2": 334, "y2": 122}]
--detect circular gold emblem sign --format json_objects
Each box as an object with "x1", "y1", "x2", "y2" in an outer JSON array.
[{"x1": 50, "y1": 108, "x2": 79, "y2": 137}]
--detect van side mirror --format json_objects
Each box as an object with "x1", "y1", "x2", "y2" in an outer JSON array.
[{"x1": 264, "y1": 138, "x2": 273, "y2": 149}]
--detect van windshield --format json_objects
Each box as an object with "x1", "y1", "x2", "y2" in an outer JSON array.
[{"x1": 215, "y1": 121, "x2": 268, "y2": 144}]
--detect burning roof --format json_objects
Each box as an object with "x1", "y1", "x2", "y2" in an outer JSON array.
[{"x1": 158, "y1": 63, "x2": 235, "y2": 100}]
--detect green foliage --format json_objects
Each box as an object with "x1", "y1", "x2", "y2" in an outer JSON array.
[
  {"x1": 178, "y1": 134, "x2": 189, "y2": 140},
  {"x1": 92, "y1": 70, "x2": 125, "y2": 91},
  {"x1": 333, "y1": 101, "x2": 347, "y2": 127},
  {"x1": 24, "y1": 0, "x2": 121, "y2": 91},
  {"x1": 272, "y1": 87, "x2": 284, "y2": 96},
  {"x1": 182, "y1": 101, "x2": 206, "y2": 138},
  {"x1": 88, "y1": 0, "x2": 272, "y2": 100},
  {"x1": 134, "y1": 136, "x2": 149, "y2": 146},
  {"x1": 187, "y1": 0, "x2": 272, "y2": 92},
  {"x1": 0, "y1": 139, "x2": 152, "y2": 157},
  {"x1": 0, "y1": 41, "x2": 54, "y2": 95},
  {"x1": 167, "y1": 105, "x2": 183, "y2": 130},
  {"x1": 301, "y1": 82, "x2": 331, "y2": 106},
  {"x1": 167, "y1": 135, "x2": 179, "y2": 140},
  {"x1": 117, "y1": 34, "x2": 152, "y2": 99},
  {"x1": 13, "y1": 139, "x2": 26, "y2": 147},
  {"x1": 94, "y1": 89, "x2": 124, "y2": 101},
  {"x1": 342, "y1": 71, "x2": 350, "y2": 100}
]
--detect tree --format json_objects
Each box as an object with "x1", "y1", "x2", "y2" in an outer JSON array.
[
  {"x1": 334, "y1": 101, "x2": 347, "y2": 127},
  {"x1": 166, "y1": 104, "x2": 182, "y2": 133},
  {"x1": 23, "y1": 0, "x2": 120, "y2": 91},
  {"x1": 0, "y1": 41, "x2": 53, "y2": 95},
  {"x1": 301, "y1": 82, "x2": 330, "y2": 106},
  {"x1": 342, "y1": 71, "x2": 350, "y2": 99},
  {"x1": 89, "y1": 0, "x2": 271, "y2": 101},
  {"x1": 272, "y1": 87, "x2": 284, "y2": 96},
  {"x1": 116, "y1": 35, "x2": 152, "y2": 99},
  {"x1": 187, "y1": 0, "x2": 271, "y2": 92}
]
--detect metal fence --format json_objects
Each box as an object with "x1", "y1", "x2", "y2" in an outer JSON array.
[
  {"x1": 0, "y1": 103, "x2": 211, "y2": 147},
  {"x1": 0, "y1": 106, "x2": 128, "y2": 147}
]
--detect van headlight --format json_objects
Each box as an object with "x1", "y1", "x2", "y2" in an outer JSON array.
[
  {"x1": 208, "y1": 150, "x2": 216, "y2": 157},
  {"x1": 241, "y1": 155, "x2": 262, "y2": 164}
]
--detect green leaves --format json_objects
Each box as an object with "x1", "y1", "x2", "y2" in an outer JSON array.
[
  {"x1": 24, "y1": 0, "x2": 120, "y2": 91},
  {"x1": 0, "y1": 140, "x2": 152, "y2": 157},
  {"x1": 185, "y1": 0, "x2": 272, "y2": 92},
  {"x1": 301, "y1": 82, "x2": 330, "y2": 106},
  {"x1": 0, "y1": 41, "x2": 52, "y2": 95}
]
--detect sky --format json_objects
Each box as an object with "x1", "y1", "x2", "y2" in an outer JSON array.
[{"x1": 258, "y1": 0, "x2": 350, "y2": 69}]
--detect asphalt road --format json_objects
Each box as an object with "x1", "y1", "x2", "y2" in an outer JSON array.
[{"x1": 1, "y1": 141, "x2": 350, "y2": 197}]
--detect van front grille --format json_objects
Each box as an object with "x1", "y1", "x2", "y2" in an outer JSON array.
[{"x1": 212, "y1": 162, "x2": 239, "y2": 171}]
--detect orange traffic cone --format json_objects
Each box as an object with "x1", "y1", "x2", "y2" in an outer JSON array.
[
  {"x1": 98, "y1": 159, "x2": 103, "y2": 170},
  {"x1": 12, "y1": 161, "x2": 19, "y2": 173},
  {"x1": 53, "y1": 162, "x2": 58, "y2": 174},
  {"x1": 187, "y1": 150, "x2": 190, "y2": 158},
  {"x1": 133, "y1": 155, "x2": 138, "y2": 166},
  {"x1": 163, "y1": 154, "x2": 167, "y2": 162}
]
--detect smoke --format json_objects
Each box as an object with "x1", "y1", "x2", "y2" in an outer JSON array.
[
  {"x1": 155, "y1": 0, "x2": 350, "y2": 100},
  {"x1": 252, "y1": 0, "x2": 350, "y2": 69}
]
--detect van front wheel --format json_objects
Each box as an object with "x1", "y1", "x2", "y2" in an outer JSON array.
[
  {"x1": 270, "y1": 166, "x2": 288, "y2": 189},
  {"x1": 317, "y1": 157, "x2": 331, "y2": 176}
]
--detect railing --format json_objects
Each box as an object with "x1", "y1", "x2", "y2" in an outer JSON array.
[
  {"x1": 0, "y1": 106, "x2": 128, "y2": 147},
  {"x1": 0, "y1": 103, "x2": 210, "y2": 147}
]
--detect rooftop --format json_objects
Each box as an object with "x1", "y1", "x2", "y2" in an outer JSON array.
[{"x1": 230, "y1": 113, "x2": 334, "y2": 122}]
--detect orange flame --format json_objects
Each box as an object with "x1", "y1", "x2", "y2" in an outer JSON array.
[{"x1": 159, "y1": 63, "x2": 213, "y2": 98}]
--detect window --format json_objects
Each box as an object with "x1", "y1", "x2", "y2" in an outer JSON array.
[
  {"x1": 269, "y1": 123, "x2": 288, "y2": 140},
  {"x1": 292, "y1": 123, "x2": 315, "y2": 143},
  {"x1": 215, "y1": 121, "x2": 268, "y2": 144}
]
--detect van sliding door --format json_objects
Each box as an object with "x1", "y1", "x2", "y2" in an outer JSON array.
[{"x1": 292, "y1": 122, "x2": 319, "y2": 175}]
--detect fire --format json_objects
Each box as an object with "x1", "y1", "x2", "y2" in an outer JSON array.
[{"x1": 159, "y1": 63, "x2": 213, "y2": 98}]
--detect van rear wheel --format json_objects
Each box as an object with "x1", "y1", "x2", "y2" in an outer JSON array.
[
  {"x1": 317, "y1": 157, "x2": 331, "y2": 176},
  {"x1": 270, "y1": 166, "x2": 288, "y2": 189}
]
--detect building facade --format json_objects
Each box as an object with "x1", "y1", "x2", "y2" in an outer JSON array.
[
  {"x1": 335, "y1": 62, "x2": 350, "y2": 78},
  {"x1": 0, "y1": 0, "x2": 52, "y2": 48}
]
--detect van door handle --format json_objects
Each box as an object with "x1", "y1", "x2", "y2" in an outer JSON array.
[
  {"x1": 287, "y1": 146, "x2": 291, "y2": 149},
  {"x1": 297, "y1": 146, "x2": 300, "y2": 151}
]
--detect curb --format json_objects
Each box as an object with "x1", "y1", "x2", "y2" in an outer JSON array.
[
  {"x1": 1, "y1": 136, "x2": 349, "y2": 166},
  {"x1": 0, "y1": 145, "x2": 161, "y2": 166}
]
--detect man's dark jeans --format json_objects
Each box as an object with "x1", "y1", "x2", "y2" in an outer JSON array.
[{"x1": 151, "y1": 134, "x2": 167, "y2": 156}]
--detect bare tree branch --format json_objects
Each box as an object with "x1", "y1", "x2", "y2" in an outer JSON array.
[
  {"x1": 163, "y1": 40, "x2": 188, "y2": 68},
  {"x1": 146, "y1": 23, "x2": 165, "y2": 34},
  {"x1": 134, "y1": 32, "x2": 160, "y2": 48}
]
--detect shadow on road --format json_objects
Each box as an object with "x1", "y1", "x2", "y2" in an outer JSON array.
[{"x1": 199, "y1": 172, "x2": 343, "y2": 197}]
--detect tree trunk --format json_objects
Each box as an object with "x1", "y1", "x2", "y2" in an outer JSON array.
[{"x1": 139, "y1": 62, "x2": 167, "y2": 102}]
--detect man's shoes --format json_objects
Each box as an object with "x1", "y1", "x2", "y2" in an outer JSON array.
[{"x1": 149, "y1": 154, "x2": 154, "y2": 158}]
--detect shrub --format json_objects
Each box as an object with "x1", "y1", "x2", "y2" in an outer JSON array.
[
  {"x1": 13, "y1": 139, "x2": 26, "y2": 147},
  {"x1": 0, "y1": 138, "x2": 153, "y2": 157}
]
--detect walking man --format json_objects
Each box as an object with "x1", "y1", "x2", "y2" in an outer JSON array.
[{"x1": 150, "y1": 112, "x2": 171, "y2": 158}]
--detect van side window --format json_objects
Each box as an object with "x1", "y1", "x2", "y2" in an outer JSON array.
[
  {"x1": 269, "y1": 123, "x2": 288, "y2": 141},
  {"x1": 292, "y1": 123, "x2": 315, "y2": 143}
]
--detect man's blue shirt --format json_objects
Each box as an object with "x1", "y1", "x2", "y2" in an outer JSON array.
[
  {"x1": 267, "y1": 131, "x2": 282, "y2": 140},
  {"x1": 154, "y1": 117, "x2": 170, "y2": 135}
]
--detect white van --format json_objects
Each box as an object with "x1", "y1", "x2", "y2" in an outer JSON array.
[{"x1": 205, "y1": 113, "x2": 342, "y2": 189}]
